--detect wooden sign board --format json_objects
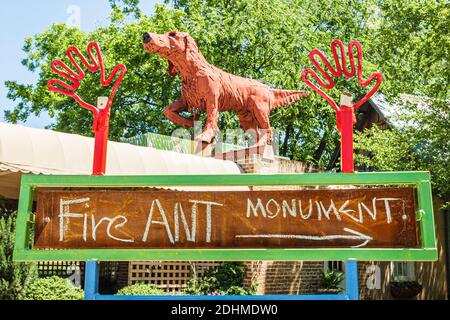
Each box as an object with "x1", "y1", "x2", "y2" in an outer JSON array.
[{"x1": 34, "y1": 187, "x2": 418, "y2": 249}]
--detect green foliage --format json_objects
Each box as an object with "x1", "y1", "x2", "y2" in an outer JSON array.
[
  {"x1": 355, "y1": 125, "x2": 420, "y2": 172},
  {"x1": 371, "y1": 0, "x2": 449, "y2": 102},
  {"x1": 109, "y1": 0, "x2": 142, "y2": 19},
  {"x1": 24, "y1": 276, "x2": 84, "y2": 300},
  {"x1": 353, "y1": 0, "x2": 449, "y2": 205},
  {"x1": 185, "y1": 262, "x2": 256, "y2": 295},
  {"x1": 390, "y1": 281, "x2": 422, "y2": 289},
  {"x1": 0, "y1": 212, "x2": 37, "y2": 300},
  {"x1": 355, "y1": 99, "x2": 450, "y2": 207},
  {"x1": 2, "y1": 0, "x2": 380, "y2": 167},
  {"x1": 223, "y1": 285, "x2": 256, "y2": 296},
  {"x1": 320, "y1": 269, "x2": 344, "y2": 290},
  {"x1": 116, "y1": 283, "x2": 165, "y2": 295}
]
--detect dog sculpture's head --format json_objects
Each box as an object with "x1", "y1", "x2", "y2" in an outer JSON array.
[{"x1": 143, "y1": 31, "x2": 199, "y2": 77}]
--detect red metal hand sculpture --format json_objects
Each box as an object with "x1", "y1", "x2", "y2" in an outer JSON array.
[
  {"x1": 47, "y1": 42, "x2": 127, "y2": 175},
  {"x1": 302, "y1": 40, "x2": 382, "y2": 173},
  {"x1": 47, "y1": 42, "x2": 127, "y2": 132}
]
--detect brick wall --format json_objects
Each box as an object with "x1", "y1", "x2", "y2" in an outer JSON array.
[
  {"x1": 236, "y1": 154, "x2": 316, "y2": 175},
  {"x1": 244, "y1": 261, "x2": 324, "y2": 294},
  {"x1": 116, "y1": 262, "x2": 130, "y2": 289}
]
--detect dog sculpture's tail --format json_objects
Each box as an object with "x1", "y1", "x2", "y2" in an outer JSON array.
[{"x1": 271, "y1": 89, "x2": 309, "y2": 110}]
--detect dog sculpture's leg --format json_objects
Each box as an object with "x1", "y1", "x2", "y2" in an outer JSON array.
[
  {"x1": 163, "y1": 99, "x2": 195, "y2": 128},
  {"x1": 248, "y1": 96, "x2": 272, "y2": 145},
  {"x1": 196, "y1": 78, "x2": 220, "y2": 143},
  {"x1": 238, "y1": 110, "x2": 260, "y2": 145},
  {"x1": 196, "y1": 99, "x2": 220, "y2": 143}
]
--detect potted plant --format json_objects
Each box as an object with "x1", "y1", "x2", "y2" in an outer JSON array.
[
  {"x1": 317, "y1": 270, "x2": 344, "y2": 294},
  {"x1": 389, "y1": 281, "x2": 422, "y2": 299}
]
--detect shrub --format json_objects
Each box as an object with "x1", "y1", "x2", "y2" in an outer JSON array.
[
  {"x1": 116, "y1": 283, "x2": 165, "y2": 296},
  {"x1": 185, "y1": 262, "x2": 257, "y2": 295},
  {"x1": 99, "y1": 274, "x2": 119, "y2": 295},
  {"x1": 0, "y1": 212, "x2": 37, "y2": 300},
  {"x1": 25, "y1": 276, "x2": 84, "y2": 300},
  {"x1": 224, "y1": 286, "x2": 255, "y2": 296},
  {"x1": 320, "y1": 270, "x2": 344, "y2": 290}
]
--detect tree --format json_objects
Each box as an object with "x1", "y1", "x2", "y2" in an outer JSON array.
[
  {"x1": 4, "y1": 8, "x2": 185, "y2": 140},
  {"x1": 354, "y1": 0, "x2": 450, "y2": 206},
  {"x1": 3, "y1": 0, "x2": 448, "y2": 179},
  {"x1": 3, "y1": 0, "x2": 382, "y2": 168},
  {"x1": 354, "y1": 98, "x2": 450, "y2": 207},
  {"x1": 109, "y1": 0, "x2": 142, "y2": 19}
]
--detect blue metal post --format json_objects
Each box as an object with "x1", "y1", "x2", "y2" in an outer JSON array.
[
  {"x1": 345, "y1": 260, "x2": 359, "y2": 300},
  {"x1": 84, "y1": 260, "x2": 100, "y2": 300}
]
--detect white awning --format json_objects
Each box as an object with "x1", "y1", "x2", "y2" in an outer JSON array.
[{"x1": 0, "y1": 123, "x2": 246, "y2": 199}]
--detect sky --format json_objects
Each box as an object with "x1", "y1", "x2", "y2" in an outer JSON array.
[{"x1": 0, "y1": 0, "x2": 162, "y2": 129}]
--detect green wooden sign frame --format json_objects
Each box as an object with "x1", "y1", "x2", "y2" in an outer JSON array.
[{"x1": 13, "y1": 171, "x2": 437, "y2": 262}]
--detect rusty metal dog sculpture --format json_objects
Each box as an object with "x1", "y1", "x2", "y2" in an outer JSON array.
[{"x1": 143, "y1": 31, "x2": 309, "y2": 145}]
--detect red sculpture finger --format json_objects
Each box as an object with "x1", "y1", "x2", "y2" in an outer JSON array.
[
  {"x1": 48, "y1": 59, "x2": 99, "y2": 116},
  {"x1": 302, "y1": 68, "x2": 339, "y2": 112},
  {"x1": 308, "y1": 49, "x2": 338, "y2": 88},
  {"x1": 331, "y1": 39, "x2": 354, "y2": 78},
  {"x1": 85, "y1": 42, "x2": 127, "y2": 111},
  {"x1": 348, "y1": 41, "x2": 383, "y2": 110},
  {"x1": 67, "y1": 46, "x2": 97, "y2": 74},
  {"x1": 301, "y1": 49, "x2": 339, "y2": 112}
]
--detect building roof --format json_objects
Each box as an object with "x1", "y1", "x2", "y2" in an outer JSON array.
[
  {"x1": 0, "y1": 123, "x2": 245, "y2": 199},
  {"x1": 369, "y1": 93, "x2": 432, "y2": 129},
  {"x1": 368, "y1": 93, "x2": 393, "y2": 122}
]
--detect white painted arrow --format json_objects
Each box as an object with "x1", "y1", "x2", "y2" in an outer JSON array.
[{"x1": 235, "y1": 228, "x2": 373, "y2": 248}]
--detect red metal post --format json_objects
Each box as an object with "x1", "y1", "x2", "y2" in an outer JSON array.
[
  {"x1": 92, "y1": 110, "x2": 110, "y2": 175},
  {"x1": 339, "y1": 106, "x2": 355, "y2": 173},
  {"x1": 339, "y1": 94, "x2": 356, "y2": 173},
  {"x1": 92, "y1": 98, "x2": 110, "y2": 175}
]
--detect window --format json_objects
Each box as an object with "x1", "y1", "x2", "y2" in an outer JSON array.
[
  {"x1": 325, "y1": 261, "x2": 344, "y2": 272},
  {"x1": 391, "y1": 262, "x2": 416, "y2": 282}
]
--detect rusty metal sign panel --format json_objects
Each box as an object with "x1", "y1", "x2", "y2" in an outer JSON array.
[{"x1": 34, "y1": 188, "x2": 418, "y2": 249}]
